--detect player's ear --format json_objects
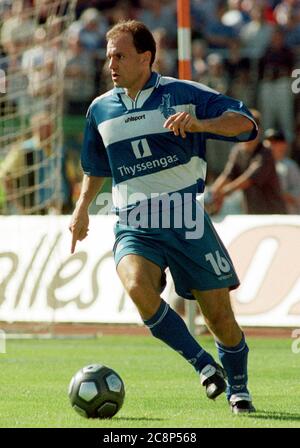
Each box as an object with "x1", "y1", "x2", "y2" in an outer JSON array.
[{"x1": 141, "y1": 50, "x2": 151, "y2": 66}]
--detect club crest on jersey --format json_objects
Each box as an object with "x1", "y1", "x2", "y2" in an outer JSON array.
[{"x1": 159, "y1": 94, "x2": 176, "y2": 118}]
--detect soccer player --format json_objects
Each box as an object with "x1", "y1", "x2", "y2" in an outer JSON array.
[{"x1": 69, "y1": 20, "x2": 257, "y2": 414}]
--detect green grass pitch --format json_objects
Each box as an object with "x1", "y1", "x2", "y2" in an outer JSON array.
[{"x1": 0, "y1": 335, "x2": 299, "y2": 428}]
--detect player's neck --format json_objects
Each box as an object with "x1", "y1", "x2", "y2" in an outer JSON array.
[{"x1": 125, "y1": 70, "x2": 152, "y2": 101}]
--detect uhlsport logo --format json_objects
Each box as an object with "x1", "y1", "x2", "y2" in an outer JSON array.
[
  {"x1": 159, "y1": 93, "x2": 176, "y2": 118},
  {"x1": 125, "y1": 114, "x2": 146, "y2": 124}
]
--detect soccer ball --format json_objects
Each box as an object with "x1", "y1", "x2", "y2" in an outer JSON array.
[{"x1": 68, "y1": 364, "x2": 125, "y2": 419}]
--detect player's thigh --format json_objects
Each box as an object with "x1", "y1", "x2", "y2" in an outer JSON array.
[
  {"x1": 192, "y1": 287, "x2": 236, "y2": 323},
  {"x1": 117, "y1": 254, "x2": 163, "y2": 298}
]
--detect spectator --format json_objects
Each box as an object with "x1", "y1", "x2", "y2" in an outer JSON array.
[
  {"x1": 5, "y1": 50, "x2": 28, "y2": 116},
  {"x1": 225, "y1": 41, "x2": 254, "y2": 106},
  {"x1": 191, "y1": 39, "x2": 208, "y2": 80},
  {"x1": 204, "y1": 0, "x2": 238, "y2": 51},
  {"x1": 265, "y1": 128, "x2": 300, "y2": 213},
  {"x1": 107, "y1": 0, "x2": 138, "y2": 24},
  {"x1": 22, "y1": 27, "x2": 61, "y2": 114},
  {"x1": 200, "y1": 53, "x2": 229, "y2": 94},
  {"x1": 224, "y1": 39, "x2": 250, "y2": 79},
  {"x1": 0, "y1": 131, "x2": 31, "y2": 213},
  {"x1": 258, "y1": 26, "x2": 295, "y2": 143},
  {"x1": 46, "y1": 14, "x2": 64, "y2": 50},
  {"x1": 152, "y1": 28, "x2": 176, "y2": 77},
  {"x1": 3, "y1": 0, "x2": 300, "y2": 218},
  {"x1": 283, "y1": 7, "x2": 300, "y2": 49},
  {"x1": 0, "y1": 0, "x2": 13, "y2": 17},
  {"x1": 191, "y1": 0, "x2": 219, "y2": 23},
  {"x1": 191, "y1": 0, "x2": 218, "y2": 31},
  {"x1": 137, "y1": 0, "x2": 177, "y2": 44},
  {"x1": 239, "y1": 4, "x2": 274, "y2": 59},
  {"x1": 291, "y1": 121, "x2": 300, "y2": 166},
  {"x1": 63, "y1": 32, "x2": 96, "y2": 114},
  {"x1": 1, "y1": 0, "x2": 35, "y2": 55},
  {"x1": 26, "y1": 112, "x2": 62, "y2": 213},
  {"x1": 68, "y1": 8, "x2": 108, "y2": 56},
  {"x1": 274, "y1": 0, "x2": 300, "y2": 26},
  {"x1": 209, "y1": 110, "x2": 287, "y2": 214},
  {"x1": 0, "y1": 112, "x2": 67, "y2": 214},
  {"x1": 222, "y1": 0, "x2": 250, "y2": 33}
]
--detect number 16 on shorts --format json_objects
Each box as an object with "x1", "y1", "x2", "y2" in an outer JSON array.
[{"x1": 205, "y1": 250, "x2": 231, "y2": 276}]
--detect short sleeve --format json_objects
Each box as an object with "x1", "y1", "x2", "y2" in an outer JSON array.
[
  {"x1": 196, "y1": 92, "x2": 258, "y2": 143},
  {"x1": 81, "y1": 108, "x2": 112, "y2": 177}
]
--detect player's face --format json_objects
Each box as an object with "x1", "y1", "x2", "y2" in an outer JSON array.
[{"x1": 106, "y1": 33, "x2": 150, "y2": 94}]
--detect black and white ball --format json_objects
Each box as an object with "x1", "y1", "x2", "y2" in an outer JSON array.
[{"x1": 68, "y1": 364, "x2": 125, "y2": 419}]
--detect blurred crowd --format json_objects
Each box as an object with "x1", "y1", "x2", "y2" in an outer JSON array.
[{"x1": 0, "y1": 0, "x2": 300, "y2": 215}]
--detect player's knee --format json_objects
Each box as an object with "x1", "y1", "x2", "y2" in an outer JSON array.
[
  {"x1": 125, "y1": 278, "x2": 161, "y2": 319},
  {"x1": 125, "y1": 279, "x2": 144, "y2": 302},
  {"x1": 126, "y1": 277, "x2": 156, "y2": 300}
]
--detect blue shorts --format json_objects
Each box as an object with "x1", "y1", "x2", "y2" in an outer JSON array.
[{"x1": 113, "y1": 210, "x2": 239, "y2": 300}]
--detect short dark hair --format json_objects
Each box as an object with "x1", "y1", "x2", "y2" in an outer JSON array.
[
  {"x1": 106, "y1": 20, "x2": 156, "y2": 67},
  {"x1": 264, "y1": 128, "x2": 286, "y2": 142}
]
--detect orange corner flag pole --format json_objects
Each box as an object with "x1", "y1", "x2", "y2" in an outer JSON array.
[
  {"x1": 177, "y1": 0, "x2": 191, "y2": 80},
  {"x1": 177, "y1": 0, "x2": 195, "y2": 335}
]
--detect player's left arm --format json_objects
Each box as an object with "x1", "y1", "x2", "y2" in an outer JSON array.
[{"x1": 163, "y1": 111, "x2": 254, "y2": 139}]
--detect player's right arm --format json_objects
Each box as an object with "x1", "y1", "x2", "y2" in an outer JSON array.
[
  {"x1": 69, "y1": 174, "x2": 105, "y2": 254},
  {"x1": 70, "y1": 99, "x2": 112, "y2": 254}
]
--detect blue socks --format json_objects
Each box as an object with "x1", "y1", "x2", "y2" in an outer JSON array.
[
  {"x1": 143, "y1": 299, "x2": 215, "y2": 373},
  {"x1": 143, "y1": 299, "x2": 250, "y2": 401},
  {"x1": 216, "y1": 333, "x2": 250, "y2": 399}
]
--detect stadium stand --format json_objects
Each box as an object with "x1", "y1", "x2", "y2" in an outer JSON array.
[{"x1": 0, "y1": 0, "x2": 300, "y2": 215}]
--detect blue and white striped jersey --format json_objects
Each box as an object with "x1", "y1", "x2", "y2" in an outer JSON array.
[{"x1": 81, "y1": 72, "x2": 257, "y2": 213}]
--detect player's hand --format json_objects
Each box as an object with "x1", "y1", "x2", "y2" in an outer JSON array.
[
  {"x1": 211, "y1": 189, "x2": 225, "y2": 203},
  {"x1": 205, "y1": 188, "x2": 224, "y2": 215},
  {"x1": 163, "y1": 112, "x2": 200, "y2": 138},
  {"x1": 69, "y1": 206, "x2": 89, "y2": 254}
]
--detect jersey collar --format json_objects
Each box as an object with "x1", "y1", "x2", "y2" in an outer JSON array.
[{"x1": 113, "y1": 72, "x2": 161, "y2": 94}]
